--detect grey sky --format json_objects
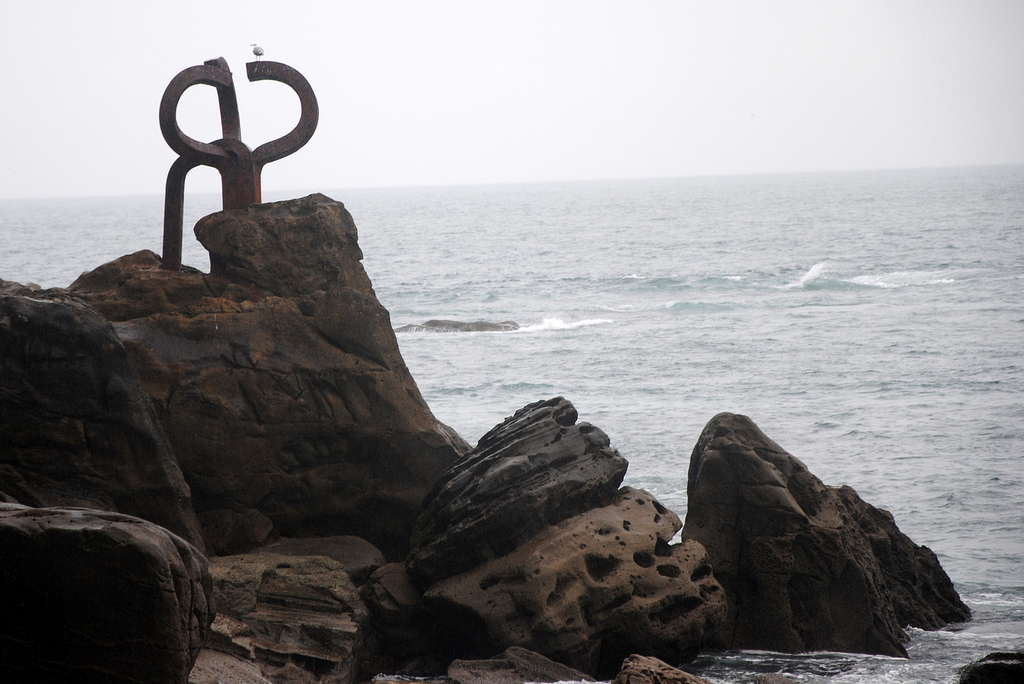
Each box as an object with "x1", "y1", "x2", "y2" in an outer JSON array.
[{"x1": 2, "y1": 1, "x2": 1022, "y2": 200}]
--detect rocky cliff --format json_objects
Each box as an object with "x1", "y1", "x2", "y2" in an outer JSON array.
[{"x1": 67, "y1": 194, "x2": 469, "y2": 557}]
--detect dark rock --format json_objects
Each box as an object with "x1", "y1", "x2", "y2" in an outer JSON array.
[
  {"x1": 448, "y1": 646, "x2": 594, "y2": 684},
  {"x1": 361, "y1": 562, "x2": 433, "y2": 668},
  {"x1": 395, "y1": 319, "x2": 520, "y2": 333},
  {"x1": 612, "y1": 654, "x2": 713, "y2": 684},
  {"x1": 959, "y1": 652, "x2": 1024, "y2": 684},
  {"x1": 407, "y1": 397, "x2": 629, "y2": 588},
  {"x1": 259, "y1": 535, "x2": 386, "y2": 585},
  {"x1": 0, "y1": 293, "x2": 204, "y2": 549},
  {"x1": 208, "y1": 552, "x2": 368, "y2": 683},
  {"x1": 422, "y1": 487, "x2": 725, "y2": 678},
  {"x1": 681, "y1": 412, "x2": 971, "y2": 658},
  {"x1": 0, "y1": 503, "x2": 213, "y2": 684},
  {"x1": 69, "y1": 195, "x2": 469, "y2": 558}
]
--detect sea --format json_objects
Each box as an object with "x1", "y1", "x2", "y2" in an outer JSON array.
[{"x1": 1, "y1": 165, "x2": 1022, "y2": 683}]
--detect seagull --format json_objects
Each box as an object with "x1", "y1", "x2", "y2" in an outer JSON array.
[{"x1": 251, "y1": 43, "x2": 264, "y2": 60}]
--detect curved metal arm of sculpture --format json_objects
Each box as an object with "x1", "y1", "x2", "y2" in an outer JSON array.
[
  {"x1": 246, "y1": 61, "x2": 319, "y2": 168},
  {"x1": 158, "y1": 58, "x2": 239, "y2": 165}
]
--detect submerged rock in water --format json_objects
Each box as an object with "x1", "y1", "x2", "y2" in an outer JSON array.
[
  {"x1": 958, "y1": 651, "x2": 1024, "y2": 684},
  {"x1": 0, "y1": 293, "x2": 205, "y2": 549},
  {"x1": 395, "y1": 319, "x2": 520, "y2": 333},
  {"x1": 681, "y1": 412, "x2": 971, "y2": 658},
  {"x1": 422, "y1": 487, "x2": 726, "y2": 678},
  {"x1": 407, "y1": 397, "x2": 629, "y2": 588},
  {"x1": 612, "y1": 654, "x2": 713, "y2": 684},
  {"x1": 447, "y1": 646, "x2": 595, "y2": 684},
  {"x1": 0, "y1": 503, "x2": 212, "y2": 684},
  {"x1": 69, "y1": 194, "x2": 469, "y2": 558}
]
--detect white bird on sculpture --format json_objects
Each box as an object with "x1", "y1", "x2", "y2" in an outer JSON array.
[{"x1": 251, "y1": 43, "x2": 264, "y2": 60}]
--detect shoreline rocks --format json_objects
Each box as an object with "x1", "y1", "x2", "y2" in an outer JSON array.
[
  {"x1": 0, "y1": 504, "x2": 212, "y2": 684},
  {"x1": 66, "y1": 194, "x2": 469, "y2": 558},
  {"x1": 681, "y1": 412, "x2": 971, "y2": 657},
  {"x1": 408, "y1": 397, "x2": 629, "y2": 588}
]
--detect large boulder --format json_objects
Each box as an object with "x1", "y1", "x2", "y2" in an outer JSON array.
[
  {"x1": 407, "y1": 397, "x2": 629, "y2": 588},
  {"x1": 958, "y1": 652, "x2": 1024, "y2": 684},
  {"x1": 0, "y1": 503, "x2": 213, "y2": 684},
  {"x1": 681, "y1": 412, "x2": 971, "y2": 657},
  {"x1": 68, "y1": 194, "x2": 469, "y2": 558},
  {"x1": 0, "y1": 293, "x2": 204, "y2": 548},
  {"x1": 422, "y1": 487, "x2": 726, "y2": 678},
  {"x1": 207, "y1": 552, "x2": 369, "y2": 683}
]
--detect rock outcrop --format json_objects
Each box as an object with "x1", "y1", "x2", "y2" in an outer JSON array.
[
  {"x1": 205, "y1": 552, "x2": 368, "y2": 683},
  {"x1": 447, "y1": 646, "x2": 594, "y2": 684},
  {"x1": 422, "y1": 487, "x2": 726, "y2": 677},
  {"x1": 958, "y1": 651, "x2": 1024, "y2": 684},
  {"x1": 257, "y1": 535, "x2": 386, "y2": 585},
  {"x1": 681, "y1": 412, "x2": 971, "y2": 657},
  {"x1": 0, "y1": 503, "x2": 213, "y2": 684},
  {"x1": 612, "y1": 654, "x2": 713, "y2": 684},
  {"x1": 408, "y1": 397, "x2": 629, "y2": 588},
  {"x1": 0, "y1": 293, "x2": 204, "y2": 548},
  {"x1": 68, "y1": 194, "x2": 469, "y2": 557}
]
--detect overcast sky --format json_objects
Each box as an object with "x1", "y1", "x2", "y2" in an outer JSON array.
[{"x1": 2, "y1": 1, "x2": 1022, "y2": 200}]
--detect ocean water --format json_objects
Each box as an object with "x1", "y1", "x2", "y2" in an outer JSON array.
[{"x1": 2, "y1": 166, "x2": 1022, "y2": 683}]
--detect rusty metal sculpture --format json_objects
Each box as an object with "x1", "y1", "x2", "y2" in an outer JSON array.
[{"x1": 159, "y1": 57, "x2": 318, "y2": 270}]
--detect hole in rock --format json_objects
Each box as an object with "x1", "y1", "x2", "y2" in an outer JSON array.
[
  {"x1": 633, "y1": 551, "x2": 655, "y2": 568},
  {"x1": 656, "y1": 564, "x2": 681, "y2": 578},
  {"x1": 585, "y1": 554, "x2": 622, "y2": 581},
  {"x1": 653, "y1": 501, "x2": 668, "y2": 515},
  {"x1": 690, "y1": 564, "x2": 712, "y2": 581},
  {"x1": 622, "y1": 520, "x2": 631, "y2": 531},
  {"x1": 649, "y1": 595, "x2": 705, "y2": 623},
  {"x1": 636, "y1": 498, "x2": 646, "y2": 505},
  {"x1": 654, "y1": 538, "x2": 672, "y2": 557},
  {"x1": 653, "y1": 514, "x2": 662, "y2": 523}
]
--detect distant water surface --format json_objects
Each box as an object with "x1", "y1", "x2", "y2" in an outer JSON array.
[{"x1": 2, "y1": 166, "x2": 1022, "y2": 683}]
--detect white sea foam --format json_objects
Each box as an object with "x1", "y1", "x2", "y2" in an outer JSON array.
[{"x1": 516, "y1": 317, "x2": 614, "y2": 332}]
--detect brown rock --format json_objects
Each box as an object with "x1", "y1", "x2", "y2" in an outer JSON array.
[
  {"x1": 422, "y1": 487, "x2": 725, "y2": 678},
  {"x1": 0, "y1": 503, "x2": 213, "y2": 684},
  {"x1": 69, "y1": 194, "x2": 469, "y2": 558},
  {"x1": 208, "y1": 552, "x2": 368, "y2": 683},
  {"x1": 681, "y1": 412, "x2": 971, "y2": 657},
  {"x1": 0, "y1": 293, "x2": 204, "y2": 549},
  {"x1": 448, "y1": 646, "x2": 595, "y2": 684},
  {"x1": 408, "y1": 397, "x2": 629, "y2": 588},
  {"x1": 258, "y1": 535, "x2": 386, "y2": 585},
  {"x1": 612, "y1": 654, "x2": 713, "y2": 684}
]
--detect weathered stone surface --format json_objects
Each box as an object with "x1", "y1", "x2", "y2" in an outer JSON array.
[
  {"x1": 208, "y1": 552, "x2": 368, "y2": 684},
  {"x1": 69, "y1": 194, "x2": 469, "y2": 558},
  {"x1": 681, "y1": 412, "x2": 971, "y2": 657},
  {"x1": 0, "y1": 293, "x2": 204, "y2": 548},
  {"x1": 958, "y1": 651, "x2": 1024, "y2": 684},
  {"x1": 361, "y1": 562, "x2": 433, "y2": 667},
  {"x1": 612, "y1": 654, "x2": 713, "y2": 684},
  {"x1": 396, "y1": 319, "x2": 520, "y2": 333},
  {"x1": 408, "y1": 397, "x2": 629, "y2": 588},
  {"x1": 422, "y1": 487, "x2": 725, "y2": 678},
  {"x1": 448, "y1": 646, "x2": 595, "y2": 684},
  {"x1": 0, "y1": 503, "x2": 213, "y2": 684},
  {"x1": 259, "y1": 535, "x2": 386, "y2": 585},
  {"x1": 189, "y1": 649, "x2": 273, "y2": 684}
]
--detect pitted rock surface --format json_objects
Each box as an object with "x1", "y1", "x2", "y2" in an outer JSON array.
[
  {"x1": 422, "y1": 487, "x2": 725, "y2": 678},
  {"x1": 68, "y1": 195, "x2": 469, "y2": 557},
  {"x1": 0, "y1": 504, "x2": 212, "y2": 684},
  {"x1": 612, "y1": 654, "x2": 714, "y2": 684},
  {"x1": 0, "y1": 293, "x2": 204, "y2": 548},
  {"x1": 407, "y1": 397, "x2": 629, "y2": 588},
  {"x1": 682, "y1": 412, "x2": 971, "y2": 657}
]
